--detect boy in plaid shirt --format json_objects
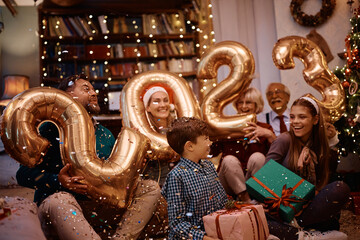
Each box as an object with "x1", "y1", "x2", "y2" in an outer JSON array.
[{"x1": 161, "y1": 117, "x2": 228, "y2": 240}]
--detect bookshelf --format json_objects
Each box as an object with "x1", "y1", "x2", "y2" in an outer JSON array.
[{"x1": 38, "y1": 0, "x2": 213, "y2": 135}]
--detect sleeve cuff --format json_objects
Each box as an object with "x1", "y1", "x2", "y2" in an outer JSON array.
[
  {"x1": 328, "y1": 132, "x2": 339, "y2": 148},
  {"x1": 190, "y1": 229, "x2": 206, "y2": 240}
]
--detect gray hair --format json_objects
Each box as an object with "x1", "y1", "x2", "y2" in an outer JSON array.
[{"x1": 266, "y1": 82, "x2": 290, "y2": 96}]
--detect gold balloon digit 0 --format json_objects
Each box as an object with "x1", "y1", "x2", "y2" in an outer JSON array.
[
  {"x1": 272, "y1": 36, "x2": 345, "y2": 122},
  {"x1": 197, "y1": 41, "x2": 256, "y2": 139},
  {"x1": 0, "y1": 87, "x2": 150, "y2": 208},
  {"x1": 121, "y1": 70, "x2": 201, "y2": 161}
]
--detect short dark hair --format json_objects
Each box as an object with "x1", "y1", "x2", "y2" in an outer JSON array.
[
  {"x1": 58, "y1": 74, "x2": 88, "y2": 91},
  {"x1": 166, "y1": 117, "x2": 209, "y2": 155}
]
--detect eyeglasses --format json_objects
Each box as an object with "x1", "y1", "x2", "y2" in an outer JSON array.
[{"x1": 266, "y1": 89, "x2": 286, "y2": 97}]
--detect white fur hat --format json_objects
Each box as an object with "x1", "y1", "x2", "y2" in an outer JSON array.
[{"x1": 142, "y1": 86, "x2": 169, "y2": 107}]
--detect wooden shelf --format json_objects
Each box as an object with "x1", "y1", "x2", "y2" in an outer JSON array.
[
  {"x1": 40, "y1": 0, "x2": 193, "y2": 15},
  {"x1": 38, "y1": 0, "x2": 200, "y2": 117},
  {"x1": 42, "y1": 54, "x2": 196, "y2": 64},
  {"x1": 40, "y1": 33, "x2": 196, "y2": 43}
]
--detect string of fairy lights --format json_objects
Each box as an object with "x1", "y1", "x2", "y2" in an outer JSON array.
[{"x1": 39, "y1": 1, "x2": 216, "y2": 108}]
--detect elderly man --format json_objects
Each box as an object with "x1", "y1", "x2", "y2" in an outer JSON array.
[
  {"x1": 258, "y1": 82, "x2": 290, "y2": 136},
  {"x1": 16, "y1": 74, "x2": 161, "y2": 240}
]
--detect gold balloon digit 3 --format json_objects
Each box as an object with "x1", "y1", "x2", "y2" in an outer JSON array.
[{"x1": 272, "y1": 36, "x2": 345, "y2": 123}]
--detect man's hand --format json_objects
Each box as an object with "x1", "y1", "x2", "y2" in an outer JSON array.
[
  {"x1": 325, "y1": 122, "x2": 337, "y2": 139},
  {"x1": 58, "y1": 163, "x2": 88, "y2": 195}
]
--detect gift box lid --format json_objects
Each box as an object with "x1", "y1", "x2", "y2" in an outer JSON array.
[{"x1": 246, "y1": 160, "x2": 315, "y2": 222}]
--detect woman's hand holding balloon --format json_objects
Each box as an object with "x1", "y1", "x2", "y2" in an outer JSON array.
[{"x1": 244, "y1": 122, "x2": 276, "y2": 143}]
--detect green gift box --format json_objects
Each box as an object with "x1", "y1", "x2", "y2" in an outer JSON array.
[{"x1": 246, "y1": 160, "x2": 315, "y2": 222}]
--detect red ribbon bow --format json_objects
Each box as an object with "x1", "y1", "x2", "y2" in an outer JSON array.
[
  {"x1": 264, "y1": 184, "x2": 305, "y2": 215},
  {"x1": 251, "y1": 176, "x2": 307, "y2": 216}
]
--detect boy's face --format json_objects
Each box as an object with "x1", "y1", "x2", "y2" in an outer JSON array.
[{"x1": 191, "y1": 135, "x2": 212, "y2": 160}]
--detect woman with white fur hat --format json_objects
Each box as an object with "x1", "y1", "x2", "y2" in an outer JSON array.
[{"x1": 142, "y1": 85, "x2": 176, "y2": 186}]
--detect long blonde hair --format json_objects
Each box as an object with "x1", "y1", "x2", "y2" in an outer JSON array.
[{"x1": 289, "y1": 98, "x2": 330, "y2": 189}]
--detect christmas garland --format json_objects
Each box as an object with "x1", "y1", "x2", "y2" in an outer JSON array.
[{"x1": 290, "y1": 0, "x2": 336, "y2": 27}]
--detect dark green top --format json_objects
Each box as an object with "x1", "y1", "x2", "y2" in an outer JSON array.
[{"x1": 16, "y1": 121, "x2": 115, "y2": 205}]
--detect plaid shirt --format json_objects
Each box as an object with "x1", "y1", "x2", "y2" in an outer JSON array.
[{"x1": 161, "y1": 157, "x2": 227, "y2": 239}]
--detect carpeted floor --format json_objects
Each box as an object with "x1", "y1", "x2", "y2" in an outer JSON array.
[{"x1": 0, "y1": 186, "x2": 359, "y2": 240}]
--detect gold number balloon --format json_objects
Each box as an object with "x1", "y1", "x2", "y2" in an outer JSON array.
[
  {"x1": 121, "y1": 70, "x2": 201, "y2": 161},
  {"x1": 0, "y1": 87, "x2": 150, "y2": 208},
  {"x1": 272, "y1": 36, "x2": 345, "y2": 122},
  {"x1": 197, "y1": 41, "x2": 256, "y2": 139}
]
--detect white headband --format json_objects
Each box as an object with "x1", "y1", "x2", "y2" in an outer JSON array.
[
  {"x1": 299, "y1": 97, "x2": 319, "y2": 114},
  {"x1": 143, "y1": 86, "x2": 169, "y2": 107}
]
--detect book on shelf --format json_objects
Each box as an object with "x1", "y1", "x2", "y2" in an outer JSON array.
[
  {"x1": 114, "y1": 44, "x2": 124, "y2": 58},
  {"x1": 142, "y1": 12, "x2": 186, "y2": 35},
  {"x1": 160, "y1": 13, "x2": 174, "y2": 34},
  {"x1": 68, "y1": 17, "x2": 86, "y2": 37},
  {"x1": 186, "y1": 8, "x2": 199, "y2": 22},
  {"x1": 47, "y1": 17, "x2": 56, "y2": 37},
  {"x1": 79, "y1": 63, "x2": 105, "y2": 79},
  {"x1": 168, "y1": 58, "x2": 195, "y2": 73},
  {"x1": 126, "y1": 17, "x2": 142, "y2": 33},
  {"x1": 98, "y1": 15, "x2": 109, "y2": 34},
  {"x1": 142, "y1": 14, "x2": 155, "y2": 35},
  {"x1": 110, "y1": 64, "x2": 123, "y2": 76},
  {"x1": 123, "y1": 44, "x2": 138, "y2": 58},
  {"x1": 110, "y1": 63, "x2": 136, "y2": 78},
  {"x1": 76, "y1": 16, "x2": 93, "y2": 36},
  {"x1": 147, "y1": 43, "x2": 158, "y2": 57},
  {"x1": 123, "y1": 63, "x2": 136, "y2": 77},
  {"x1": 137, "y1": 60, "x2": 168, "y2": 73},
  {"x1": 48, "y1": 16, "x2": 62, "y2": 37},
  {"x1": 158, "y1": 42, "x2": 173, "y2": 55},
  {"x1": 112, "y1": 17, "x2": 120, "y2": 34},
  {"x1": 72, "y1": 16, "x2": 90, "y2": 36},
  {"x1": 47, "y1": 63, "x2": 76, "y2": 78},
  {"x1": 63, "y1": 17, "x2": 79, "y2": 37},
  {"x1": 106, "y1": 17, "x2": 114, "y2": 33},
  {"x1": 174, "y1": 41, "x2": 195, "y2": 55},
  {"x1": 170, "y1": 12, "x2": 186, "y2": 34},
  {"x1": 56, "y1": 16, "x2": 72, "y2": 37},
  {"x1": 169, "y1": 41, "x2": 179, "y2": 55},
  {"x1": 58, "y1": 44, "x2": 85, "y2": 59},
  {"x1": 85, "y1": 45, "x2": 111, "y2": 59},
  {"x1": 85, "y1": 16, "x2": 100, "y2": 35},
  {"x1": 138, "y1": 43, "x2": 148, "y2": 57},
  {"x1": 119, "y1": 16, "x2": 128, "y2": 33}
]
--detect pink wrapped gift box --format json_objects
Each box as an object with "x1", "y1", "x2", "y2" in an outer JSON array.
[{"x1": 203, "y1": 204, "x2": 269, "y2": 240}]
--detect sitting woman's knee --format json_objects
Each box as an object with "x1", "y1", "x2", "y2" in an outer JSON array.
[
  {"x1": 222, "y1": 155, "x2": 241, "y2": 170},
  {"x1": 247, "y1": 152, "x2": 265, "y2": 168}
]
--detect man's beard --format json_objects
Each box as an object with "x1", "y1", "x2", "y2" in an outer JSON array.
[{"x1": 86, "y1": 103, "x2": 101, "y2": 115}]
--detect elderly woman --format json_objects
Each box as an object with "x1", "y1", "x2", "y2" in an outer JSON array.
[
  {"x1": 211, "y1": 87, "x2": 276, "y2": 202},
  {"x1": 142, "y1": 85, "x2": 176, "y2": 186}
]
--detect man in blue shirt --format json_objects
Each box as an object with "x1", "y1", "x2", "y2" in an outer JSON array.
[
  {"x1": 161, "y1": 117, "x2": 228, "y2": 240},
  {"x1": 16, "y1": 74, "x2": 160, "y2": 240}
]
